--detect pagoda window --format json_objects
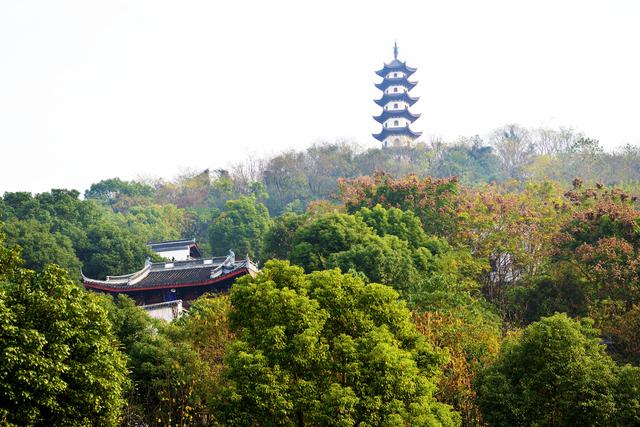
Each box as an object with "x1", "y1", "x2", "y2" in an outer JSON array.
[
  {"x1": 394, "y1": 120, "x2": 399, "y2": 126},
  {"x1": 394, "y1": 103, "x2": 398, "y2": 109},
  {"x1": 393, "y1": 87, "x2": 398, "y2": 93}
]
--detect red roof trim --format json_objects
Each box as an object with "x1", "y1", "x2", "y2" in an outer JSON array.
[{"x1": 83, "y1": 268, "x2": 248, "y2": 293}]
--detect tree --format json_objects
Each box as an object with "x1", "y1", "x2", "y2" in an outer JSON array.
[
  {"x1": 156, "y1": 169, "x2": 213, "y2": 209},
  {"x1": 263, "y1": 212, "x2": 307, "y2": 260},
  {"x1": 217, "y1": 260, "x2": 460, "y2": 426},
  {"x1": 0, "y1": 236, "x2": 128, "y2": 426},
  {"x1": 290, "y1": 213, "x2": 372, "y2": 272},
  {"x1": 263, "y1": 151, "x2": 311, "y2": 214},
  {"x1": 1, "y1": 219, "x2": 82, "y2": 278},
  {"x1": 337, "y1": 173, "x2": 460, "y2": 237},
  {"x1": 531, "y1": 127, "x2": 581, "y2": 155},
  {"x1": 489, "y1": 124, "x2": 535, "y2": 179},
  {"x1": 174, "y1": 294, "x2": 235, "y2": 418},
  {"x1": 100, "y1": 294, "x2": 215, "y2": 426},
  {"x1": 107, "y1": 203, "x2": 188, "y2": 244},
  {"x1": 84, "y1": 178, "x2": 155, "y2": 207},
  {"x1": 327, "y1": 234, "x2": 422, "y2": 292},
  {"x1": 208, "y1": 196, "x2": 271, "y2": 260},
  {"x1": 429, "y1": 137, "x2": 504, "y2": 184},
  {"x1": 79, "y1": 222, "x2": 156, "y2": 279},
  {"x1": 555, "y1": 186, "x2": 640, "y2": 305},
  {"x1": 355, "y1": 204, "x2": 430, "y2": 248},
  {"x1": 411, "y1": 269, "x2": 502, "y2": 427},
  {"x1": 474, "y1": 313, "x2": 638, "y2": 426}
]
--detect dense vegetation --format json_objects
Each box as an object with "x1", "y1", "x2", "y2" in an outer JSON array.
[{"x1": 2, "y1": 126, "x2": 640, "y2": 426}]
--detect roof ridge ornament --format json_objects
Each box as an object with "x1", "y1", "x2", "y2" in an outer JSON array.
[{"x1": 393, "y1": 41, "x2": 398, "y2": 59}]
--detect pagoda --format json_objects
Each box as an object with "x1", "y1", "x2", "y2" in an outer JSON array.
[{"x1": 373, "y1": 42, "x2": 422, "y2": 147}]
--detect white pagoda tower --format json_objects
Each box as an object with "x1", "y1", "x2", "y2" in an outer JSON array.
[{"x1": 373, "y1": 43, "x2": 421, "y2": 147}]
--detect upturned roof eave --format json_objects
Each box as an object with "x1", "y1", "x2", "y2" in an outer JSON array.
[
  {"x1": 373, "y1": 93, "x2": 420, "y2": 107},
  {"x1": 375, "y1": 62, "x2": 418, "y2": 77},
  {"x1": 83, "y1": 268, "x2": 249, "y2": 293},
  {"x1": 372, "y1": 111, "x2": 421, "y2": 123},
  {"x1": 372, "y1": 127, "x2": 422, "y2": 141},
  {"x1": 374, "y1": 79, "x2": 418, "y2": 91}
]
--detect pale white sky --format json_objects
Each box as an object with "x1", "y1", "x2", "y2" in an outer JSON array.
[{"x1": 1, "y1": 1, "x2": 639, "y2": 194}]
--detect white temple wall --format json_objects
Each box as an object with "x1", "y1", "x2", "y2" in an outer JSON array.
[
  {"x1": 384, "y1": 101, "x2": 409, "y2": 111},
  {"x1": 383, "y1": 135, "x2": 416, "y2": 147},
  {"x1": 143, "y1": 300, "x2": 183, "y2": 322},
  {"x1": 385, "y1": 85, "x2": 407, "y2": 94},
  {"x1": 386, "y1": 71, "x2": 406, "y2": 79},
  {"x1": 383, "y1": 118, "x2": 410, "y2": 128},
  {"x1": 155, "y1": 248, "x2": 191, "y2": 261}
]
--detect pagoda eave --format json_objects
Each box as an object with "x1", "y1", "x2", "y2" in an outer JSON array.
[
  {"x1": 373, "y1": 111, "x2": 421, "y2": 124},
  {"x1": 374, "y1": 93, "x2": 420, "y2": 107},
  {"x1": 375, "y1": 79, "x2": 418, "y2": 91},
  {"x1": 372, "y1": 127, "x2": 422, "y2": 142},
  {"x1": 375, "y1": 61, "x2": 417, "y2": 78}
]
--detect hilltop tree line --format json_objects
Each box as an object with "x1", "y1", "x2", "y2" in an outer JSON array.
[{"x1": 2, "y1": 126, "x2": 640, "y2": 425}]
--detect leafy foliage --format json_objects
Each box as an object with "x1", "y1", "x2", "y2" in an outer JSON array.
[
  {"x1": 0, "y1": 236, "x2": 128, "y2": 426},
  {"x1": 217, "y1": 260, "x2": 461, "y2": 426},
  {"x1": 209, "y1": 196, "x2": 271, "y2": 259},
  {"x1": 474, "y1": 313, "x2": 638, "y2": 426}
]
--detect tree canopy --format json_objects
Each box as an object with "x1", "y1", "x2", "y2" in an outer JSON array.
[
  {"x1": 217, "y1": 260, "x2": 461, "y2": 426},
  {"x1": 0, "y1": 235, "x2": 128, "y2": 426}
]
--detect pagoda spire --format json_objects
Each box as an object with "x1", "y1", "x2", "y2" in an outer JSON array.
[{"x1": 372, "y1": 43, "x2": 422, "y2": 148}]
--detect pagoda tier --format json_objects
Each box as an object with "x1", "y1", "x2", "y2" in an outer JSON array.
[
  {"x1": 373, "y1": 108, "x2": 421, "y2": 124},
  {"x1": 375, "y1": 59, "x2": 417, "y2": 78},
  {"x1": 374, "y1": 91, "x2": 420, "y2": 107},
  {"x1": 372, "y1": 126, "x2": 422, "y2": 142},
  {"x1": 375, "y1": 76, "x2": 418, "y2": 91}
]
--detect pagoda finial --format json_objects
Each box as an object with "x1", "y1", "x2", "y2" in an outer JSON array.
[{"x1": 393, "y1": 41, "x2": 398, "y2": 59}]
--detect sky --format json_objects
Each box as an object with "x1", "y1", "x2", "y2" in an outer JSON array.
[{"x1": 1, "y1": 0, "x2": 639, "y2": 194}]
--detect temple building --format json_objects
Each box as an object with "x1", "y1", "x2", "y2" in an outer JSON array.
[
  {"x1": 83, "y1": 251, "x2": 258, "y2": 321},
  {"x1": 373, "y1": 42, "x2": 422, "y2": 147}
]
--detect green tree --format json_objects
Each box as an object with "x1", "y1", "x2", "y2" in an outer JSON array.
[
  {"x1": 208, "y1": 196, "x2": 271, "y2": 260},
  {"x1": 1, "y1": 219, "x2": 82, "y2": 278},
  {"x1": 84, "y1": 177, "x2": 155, "y2": 207},
  {"x1": 355, "y1": 204, "x2": 429, "y2": 248},
  {"x1": 263, "y1": 151, "x2": 311, "y2": 214},
  {"x1": 79, "y1": 222, "x2": 156, "y2": 279},
  {"x1": 263, "y1": 212, "x2": 307, "y2": 260},
  {"x1": 0, "y1": 237, "x2": 128, "y2": 426},
  {"x1": 474, "y1": 313, "x2": 637, "y2": 426},
  {"x1": 290, "y1": 213, "x2": 372, "y2": 272},
  {"x1": 327, "y1": 234, "x2": 422, "y2": 292},
  {"x1": 217, "y1": 260, "x2": 460, "y2": 426},
  {"x1": 101, "y1": 295, "x2": 213, "y2": 426},
  {"x1": 108, "y1": 203, "x2": 187, "y2": 244},
  {"x1": 412, "y1": 272, "x2": 502, "y2": 427}
]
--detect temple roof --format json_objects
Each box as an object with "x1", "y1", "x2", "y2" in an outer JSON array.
[
  {"x1": 375, "y1": 59, "x2": 417, "y2": 78},
  {"x1": 373, "y1": 108, "x2": 421, "y2": 124},
  {"x1": 82, "y1": 253, "x2": 258, "y2": 292},
  {"x1": 375, "y1": 76, "x2": 417, "y2": 91},
  {"x1": 372, "y1": 126, "x2": 422, "y2": 142},
  {"x1": 374, "y1": 92, "x2": 420, "y2": 107},
  {"x1": 147, "y1": 239, "x2": 202, "y2": 259}
]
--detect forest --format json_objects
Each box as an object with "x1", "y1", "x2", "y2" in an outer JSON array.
[{"x1": 2, "y1": 124, "x2": 640, "y2": 426}]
